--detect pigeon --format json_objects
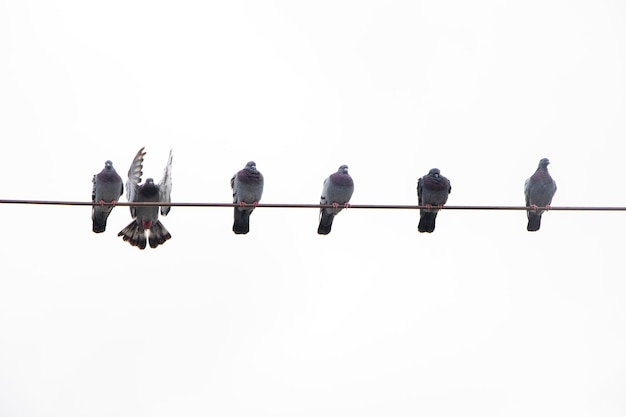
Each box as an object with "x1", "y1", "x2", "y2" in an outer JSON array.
[
  {"x1": 92, "y1": 160, "x2": 124, "y2": 233},
  {"x1": 231, "y1": 161, "x2": 264, "y2": 234},
  {"x1": 524, "y1": 158, "x2": 557, "y2": 232},
  {"x1": 118, "y1": 147, "x2": 173, "y2": 249},
  {"x1": 417, "y1": 168, "x2": 451, "y2": 233},
  {"x1": 318, "y1": 165, "x2": 354, "y2": 235}
]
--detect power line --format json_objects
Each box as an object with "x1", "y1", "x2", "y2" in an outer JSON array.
[{"x1": 0, "y1": 199, "x2": 625, "y2": 211}]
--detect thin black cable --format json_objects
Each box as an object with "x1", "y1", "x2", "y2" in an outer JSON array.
[{"x1": 0, "y1": 199, "x2": 625, "y2": 211}]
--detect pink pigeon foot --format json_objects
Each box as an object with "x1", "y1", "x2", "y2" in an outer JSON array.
[
  {"x1": 545, "y1": 204, "x2": 552, "y2": 210},
  {"x1": 332, "y1": 202, "x2": 339, "y2": 209},
  {"x1": 344, "y1": 202, "x2": 351, "y2": 208},
  {"x1": 98, "y1": 200, "x2": 106, "y2": 206},
  {"x1": 239, "y1": 201, "x2": 247, "y2": 207},
  {"x1": 530, "y1": 204, "x2": 539, "y2": 210}
]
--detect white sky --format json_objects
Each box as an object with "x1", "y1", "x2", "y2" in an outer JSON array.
[{"x1": 1, "y1": 1, "x2": 626, "y2": 416}]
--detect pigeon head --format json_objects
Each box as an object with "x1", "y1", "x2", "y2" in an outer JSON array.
[
  {"x1": 538, "y1": 158, "x2": 550, "y2": 168},
  {"x1": 104, "y1": 160, "x2": 114, "y2": 169},
  {"x1": 245, "y1": 161, "x2": 257, "y2": 171},
  {"x1": 429, "y1": 168, "x2": 441, "y2": 178},
  {"x1": 139, "y1": 178, "x2": 159, "y2": 196},
  {"x1": 338, "y1": 165, "x2": 349, "y2": 174}
]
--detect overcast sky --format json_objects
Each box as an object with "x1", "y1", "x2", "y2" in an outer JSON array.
[{"x1": 1, "y1": 1, "x2": 626, "y2": 416}]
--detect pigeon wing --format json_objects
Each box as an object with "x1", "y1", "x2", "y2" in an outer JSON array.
[
  {"x1": 92, "y1": 175, "x2": 97, "y2": 203},
  {"x1": 417, "y1": 177, "x2": 424, "y2": 206},
  {"x1": 127, "y1": 147, "x2": 145, "y2": 218},
  {"x1": 159, "y1": 149, "x2": 173, "y2": 216},
  {"x1": 524, "y1": 178, "x2": 531, "y2": 207}
]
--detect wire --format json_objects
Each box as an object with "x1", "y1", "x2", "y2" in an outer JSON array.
[{"x1": 0, "y1": 199, "x2": 625, "y2": 211}]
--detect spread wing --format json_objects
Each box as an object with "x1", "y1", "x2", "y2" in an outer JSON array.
[
  {"x1": 159, "y1": 148, "x2": 173, "y2": 216},
  {"x1": 127, "y1": 147, "x2": 145, "y2": 217}
]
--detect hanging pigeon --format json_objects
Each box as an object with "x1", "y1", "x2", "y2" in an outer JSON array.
[
  {"x1": 231, "y1": 161, "x2": 264, "y2": 234},
  {"x1": 92, "y1": 160, "x2": 124, "y2": 233},
  {"x1": 524, "y1": 158, "x2": 557, "y2": 232},
  {"x1": 417, "y1": 168, "x2": 451, "y2": 233},
  {"x1": 118, "y1": 147, "x2": 173, "y2": 249},
  {"x1": 318, "y1": 164, "x2": 354, "y2": 235}
]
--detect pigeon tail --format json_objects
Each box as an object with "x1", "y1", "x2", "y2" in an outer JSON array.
[
  {"x1": 527, "y1": 213, "x2": 542, "y2": 232},
  {"x1": 92, "y1": 208, "x2": 112, "y2": 233},
  {"x1": 418, "y1": 211, "x2": 437, "y2": 233},
  {"x1": 233, "y1": 208, "x2": 251, "y2": 234},
  {"x1": 118, "y1": 221, "x2": 147, "y2": 250},
  {"x1": 317, "y1": 210, "x2": 335, "y2": 235},
  {"x1": 148, "y1": 220, "x2": 171, "y2": 248}
]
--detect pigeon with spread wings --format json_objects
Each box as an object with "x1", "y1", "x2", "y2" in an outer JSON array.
[{"x1": 118, "y1": 147, "x2": 173, "y2": 249}]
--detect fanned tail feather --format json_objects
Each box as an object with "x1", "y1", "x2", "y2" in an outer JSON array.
[
  {"x1": 118, "y1": 221, "x2": 147, "y2": 250},
  {"x1": 148, "y1": 221, "x2": 171, "y2": 248}
]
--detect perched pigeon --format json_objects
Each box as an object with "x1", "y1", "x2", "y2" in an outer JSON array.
[
  {"x1": 524, "y1": 158, "x2": 557, "y2": 232},
  {"x1": 118, "y1": 147, "x2": 173, "y2": 249},
  {"x1": 318, "y1": 165, "x2": 354, "y2": 235},
  {"x1": 92, "y1": 160, "x2": 124, "y2": 233},
  {"x1": 417, "y1": 168, "x2": 451, "y2": 233},
  {"x1": 231, "y1": 161, "x2": 264, "y2": 234}
]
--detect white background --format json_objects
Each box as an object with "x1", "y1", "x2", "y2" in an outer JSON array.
[{"x1": 1, "y1": 1, "x2": 626, "y2": 416}]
